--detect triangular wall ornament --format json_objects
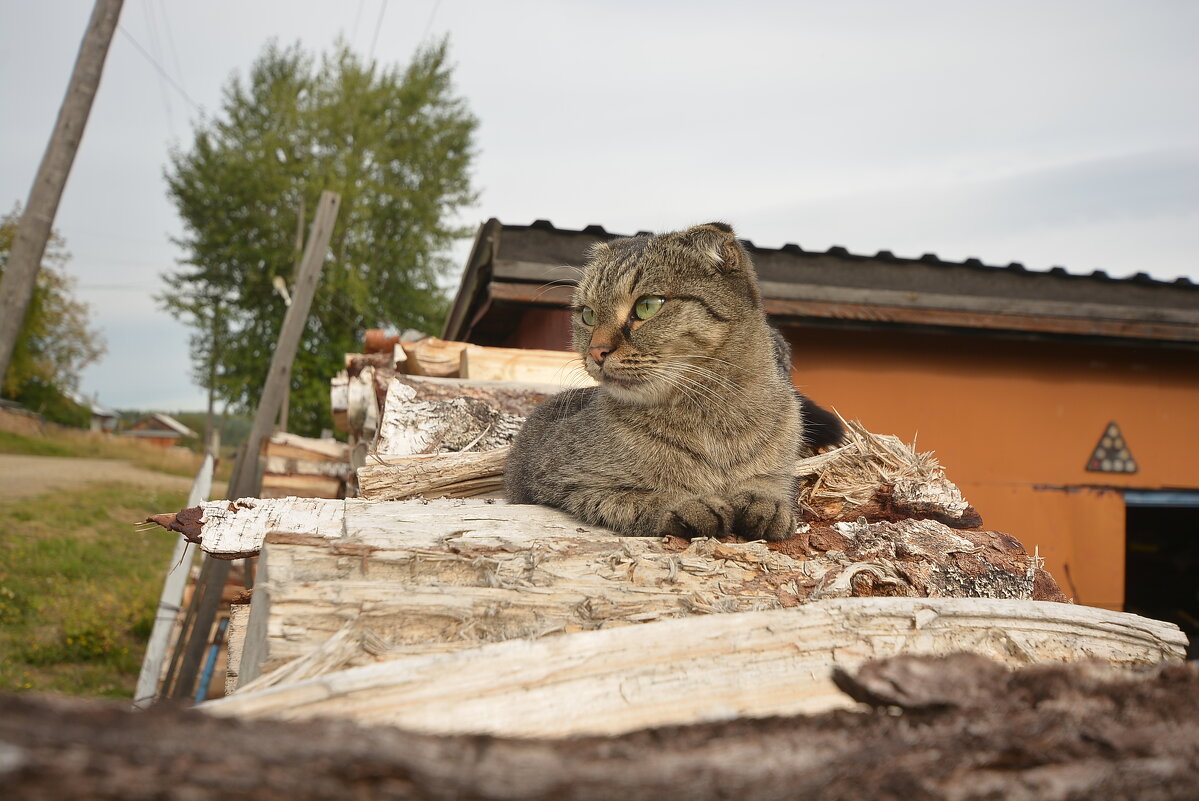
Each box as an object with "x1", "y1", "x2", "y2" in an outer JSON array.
[{"x1": 1086, "y1": 421, "x2": 1138, "y2": 474}]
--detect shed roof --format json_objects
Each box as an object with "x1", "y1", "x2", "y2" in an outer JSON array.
[
  {"x1": 445, "y1": 219, "x2": 1199, "y2": 347},
  {"x1": 127, "y1": 413, "x2": 197, "y2": 439}
]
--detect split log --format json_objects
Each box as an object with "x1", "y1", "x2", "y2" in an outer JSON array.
[
  {"x1": 259, "y1": 433, "x2": 351, "y2": 500},
  {"x1": 141, "y1": 498, "x2": 1181, "y2": 698},
  {"x1": 347, "y1": 365, "x2": 380, "y2": 439},
  {"x1": 385, "y1": 373, "x2": 558, "y2": 417},
  {"x1": 460, "y1": 344, "x2": 595, "y2": 387},
  {"x1": 5, "y1": 656, "x2": 1197, "y2": 801},
  {"x1": 209, "y1": 598, "x2": 1186, "y2": 736},
  {"x1": 374, "y1": 379, "x2": 523, "y2": 456},
  {"x1": 259, "y1": 473, "x2": 343, "y2": 500},
  {"x1": 224, "y1": 602, "x2": 251, "y2": 697},
  {"x1": 330, "y1": 372, "x2": 349, "y2": 432},
  {"x1": 798, "y1": 419, "x2": 982, "y2": 528},
  {"x1": 262, "y1": 432, "x2": 350, "y2": 463},
  {"x1": 399, "y1": 337, "x2": 467, "y2": 377},
  {"x1": 357, "y1": 448, "x2": 507, "y2": 501}
]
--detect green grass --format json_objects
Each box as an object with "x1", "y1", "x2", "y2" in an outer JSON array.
[
  {"x1": 0, "y1": 429, "x2": 76, "y2": 457},
  {"x1": 0, "y1": 483, "x2": 187, "y2": 697}
]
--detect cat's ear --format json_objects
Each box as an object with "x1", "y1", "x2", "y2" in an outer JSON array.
[
  {"x1": 586, "y1": 241, "x2": 612, "y2": 260},
  {"x1": 686, "y1": 222, "x2": 743, "y2": 273}
]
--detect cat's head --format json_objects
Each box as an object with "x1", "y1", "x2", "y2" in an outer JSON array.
[{"x1": 570, "y1": 222, "x2": 767, "y2": 404}]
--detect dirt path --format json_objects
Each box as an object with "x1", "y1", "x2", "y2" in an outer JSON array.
[{"x1": 0, "y1": 454, "x2": 196, "y2": 501}]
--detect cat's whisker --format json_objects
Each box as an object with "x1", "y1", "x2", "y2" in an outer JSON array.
[
  {"x1": 677, "y1": 354, "x2": 757, "y2": 375},
  {"x1": 661, "y1": 361, "x2": 743, "y2": 395},
  {"x1": 531, "y1": 279, "x2": 579, "y2": 302},
  {"x1": 652, "y1": 365, "x2": 727, "y2": 408}
]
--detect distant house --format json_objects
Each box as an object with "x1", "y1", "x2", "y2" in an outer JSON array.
[
  {"x1": 89, "y1": 403, "x2": 118, "y2": 434},
  {"x1": 444, "y1": 218, "x2": 1199, "y2": 647},
  {"x1": 125, "y1": 413, "x2": 197, "y2": 448}
]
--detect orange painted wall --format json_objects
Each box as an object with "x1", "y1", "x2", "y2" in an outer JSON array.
[{"x1": 783, "y1": 326, "x2": 1199, "y2": 610}]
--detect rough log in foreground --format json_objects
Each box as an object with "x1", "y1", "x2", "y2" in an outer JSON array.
[{"x1": 2, "y1": 655, "x2": 1197, "y2": 801}]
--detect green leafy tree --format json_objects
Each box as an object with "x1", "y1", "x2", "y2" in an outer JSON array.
[
  {"x1": 162, "y1": 38, "x2": 478, "y2": 436},
  {"x1": 0, "y1": 207, "x2": 105, "y2": 426}
]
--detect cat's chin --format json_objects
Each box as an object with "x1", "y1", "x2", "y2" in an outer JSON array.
[{"x1": 599, "y1": 374, "x2": 665, "y2": 405}]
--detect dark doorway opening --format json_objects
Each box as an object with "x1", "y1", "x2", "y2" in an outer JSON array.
[{"x1": 1125, "y1": 494, "x2": 1199, "y2": 659}]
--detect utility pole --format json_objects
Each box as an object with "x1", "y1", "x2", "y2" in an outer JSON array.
[{"x1": 0, "y1": 0, "x2": 123, "y2": 384}]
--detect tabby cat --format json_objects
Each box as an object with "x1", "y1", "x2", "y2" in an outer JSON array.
[{"x1": 504, "y1": 222, "x2": 843, "y2": 541}]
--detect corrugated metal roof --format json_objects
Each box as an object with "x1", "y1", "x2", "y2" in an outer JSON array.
[{"x1": 516, "y1": 219, "x2": 1196, "y2": 289}]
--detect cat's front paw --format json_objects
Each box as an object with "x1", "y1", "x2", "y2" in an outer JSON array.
[
  {"x1": 661, "y1": 495, "x2": 733, "y2": 539},
  {"x1": 731, "y1": 490, "x2": 795, "y2": 541}
]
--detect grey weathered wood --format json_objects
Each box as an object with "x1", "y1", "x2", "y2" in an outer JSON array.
[
  {"x1": 133, "y1": 453, "x2": 214, "y2": 709},
  {"x1": 0, "y1": 0, "x2": 123, "y2": 378}
]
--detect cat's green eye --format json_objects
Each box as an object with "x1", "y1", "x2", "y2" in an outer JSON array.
[
  {"x1": 580, "y1": 306, "x2": 596, "y2": 326},
  {"x1": 633, "y1": 295, "x2": 665, "y2": 321}
]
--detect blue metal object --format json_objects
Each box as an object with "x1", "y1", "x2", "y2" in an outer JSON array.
[
  {"x1": 194, "y1": 616, "x2": 229, "y2": 703},
  {"x1": 1123, "y1": 490, "x2": 1199, "y2": 508}
]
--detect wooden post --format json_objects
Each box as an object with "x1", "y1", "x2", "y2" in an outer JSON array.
[
  {"x1": 0, "y1": 0, "x2": 123, "y2": 381},
  {"x1": 164, "y1": 191, "x2": 340, "y2": 700}
]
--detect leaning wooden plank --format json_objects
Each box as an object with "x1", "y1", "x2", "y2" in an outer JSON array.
[
  {"x1": 460, "y1": 344, "x2": 595, "y2": 387},
  {"x1": 205, "y1": 597, "x2": 1187, "y2": 737},
  {"x1": 357, "y1": 448, "x2": 507, "y2": 500}
]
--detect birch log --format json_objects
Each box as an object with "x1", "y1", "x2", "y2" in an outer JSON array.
[
  {"x1": 141, "y1": 498, "x2": 1176, "y2": 699},
  {"x1": 374, "y1": 379, "x2": 524, "y2": 456},
  {"x1": 206, "y1": 598, "x2": 1187, "y2": 737}
]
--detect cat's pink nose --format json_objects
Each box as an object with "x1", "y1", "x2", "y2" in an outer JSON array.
[{"x1": 589, "y1": 345, "x2": 612, "y2": 364}]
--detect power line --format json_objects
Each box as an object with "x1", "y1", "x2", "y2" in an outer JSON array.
[
  {"x1": 369, "y1": 0, "x2": 389, "y2": 62},
  {"x1": 141, "y1": 0, "x2": 175, "y2": 136},
  {"x1": 117, "y1": 24, "x2": 200, "y2": 111},
  {"x1": 156, "y1": 0, "x2": 190, "y2": 97},
  {"x1": 421, "y1": 0, "x2": 441, "y2": 42}
]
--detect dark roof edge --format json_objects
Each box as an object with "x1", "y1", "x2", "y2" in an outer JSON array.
[{"x1": 495, "y1": 220, "x2": 1196, "y2": 290}]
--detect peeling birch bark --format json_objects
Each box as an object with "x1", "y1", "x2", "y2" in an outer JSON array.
[{"x1": 374, "y1": 379, "x2": 524, "y2": 456}]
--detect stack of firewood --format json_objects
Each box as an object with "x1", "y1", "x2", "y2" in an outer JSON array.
[{"x1": 144, "y1": 345, "x2": 1189, "y2": 734}]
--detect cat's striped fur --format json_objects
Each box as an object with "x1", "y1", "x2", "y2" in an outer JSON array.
[{"x1": 505, "y1": 223, "x2": 841, "y2": 540}]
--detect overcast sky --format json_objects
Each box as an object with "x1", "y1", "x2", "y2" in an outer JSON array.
[{"x1": 2, "y1": 0, "x2": 1196, "y2": 412}]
